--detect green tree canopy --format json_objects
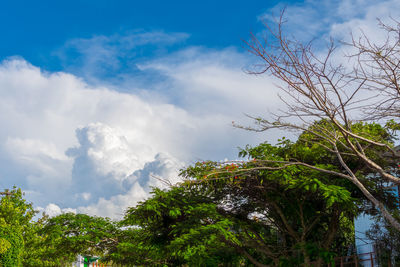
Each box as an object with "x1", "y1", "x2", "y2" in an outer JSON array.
[
  {"x1": 0, "y1": 187, "x2": 36, "y2": 266},
  {"x1": 111, "y1": 122, "x2": 395, "y2": 266}
]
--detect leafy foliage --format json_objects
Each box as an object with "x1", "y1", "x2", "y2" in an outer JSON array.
[
  {"x1": 0, "y1": 187, "x2": 36, "y2": 266},
  {"x1": 107, "y1": 123, "x2": 395, "y2": 266},
  {"x1": 107, "y1": 187, "x2": 242, "y2": 266},
  {"x1": 36, "y1": 213, "x2": 118, "y2": 265},
  {"x1": 0, "y1": 188, "x2": 118, "y2": 267},
  {"x1": 176, "y1": 122, "x2": 397, "y2": 265}
]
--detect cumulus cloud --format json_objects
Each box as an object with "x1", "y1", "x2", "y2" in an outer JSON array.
[
  {"x1": 78, "y1": 153, "x2": 182, "y2": 218},
  {"x1": 37, "y1": 203, "x2": 77, "y2": 218},
  {"x1": 64, "y1": 122, "x2": 184, "y2": 211},
  {"x1": 0, "y1": 51, "x2": 277, "y2": 218},
  {"x1": 43, "y1": 204, "x2": 62, "y2": 217},
  {"x1": 77, "y1": 182, "x2": 148, "y2": 219},
  {"x1": 0, "y1": 59, "x2": 190, "y2": 211},
  {"x1": 67, "y1": 123, "x2": 150, "y2": 181}
]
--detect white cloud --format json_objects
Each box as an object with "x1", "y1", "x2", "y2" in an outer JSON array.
[
  {"x1": 38, "y1": 203, "x2": 77, "y2": 218},
  {"x1": 138, "y1": 47, "x2": 281, "y2": 116},
  {"x1": 0, "y1": 53, "x2": 277, "y2": 218},
  {"x1": 5, "y1": 138, "x2": 70, "y2": 180},
  {"x1": 260, "y1": 0, "x2": 399, "y2": 47},
  {"x1": 43, "y1": 203, "x2": 62, "y2": 217},
  {"x1": 78, "y1": 153, "x2": 182, "y2": 219},
  {"x1": 77, "y1": 182, "x2": 148, "y2": 219},
  {"x1": 330, "y1": 0, "x2": 400, "y2": 42},
  {"x1": 66, "y1": 123, "x2": 150, "y2": 180}
]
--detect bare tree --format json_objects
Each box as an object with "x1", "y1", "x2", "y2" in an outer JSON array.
[
  {"x1": 349, "y1": 19, "x2": 400, "y2": 119},
  {"x1": 241, "y1": 14, "x2": 400, "y2": 230}
]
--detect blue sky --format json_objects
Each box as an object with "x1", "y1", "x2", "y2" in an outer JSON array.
[
  {"x1": 0, "y1": 0, "x2": 287, "y2": 73},
  {"x1": 0, "y1": 0, "x2": 399, "y2": 218}
]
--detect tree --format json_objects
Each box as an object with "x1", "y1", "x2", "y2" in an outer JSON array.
[
  {"x1": 22, "y1": 213, "x2": 60, "y2": 267},
  {"x1": 241, "y1": 13, "x2": 400, "y2": 230},
  {"x1": 182, "y1": 126, "x2": 392, "y2": 266},
  {"x1": 0, "y1": 188, "x2": 118, "y2": 266},
  {"x1": 114, "y1": 130, "x2": 382, "y2": 266},
  {"x1": 109, "y1": 186, "x2": 243, "y2": 266},
  {"x1": 38, "y1": 213, "x2": 118, "y2": 265},
  {"x1": 0, "y1": 187, "x2": 36, "y2": 266}
]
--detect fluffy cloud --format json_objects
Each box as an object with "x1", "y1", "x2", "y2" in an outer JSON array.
[
  {"x1": 67, "y1": 123, "x2": 150, "y2": 181},
  {"x1": 78, "y1": 153, "x2": 182, "y2": 218},
  {"x1": 65, "y1": 122, "x2": 184, "y2": 213},
  {"x1": 37, "y1": 203, "x2": 77, "y2": 218},
  {"x1": 38, "y1": 151, "x2": 182, "y2": 219},
  {"x1": 0, "y1": 49, "x2": 278, "y2": 218},
  {"x1": 0, "y1": 59, "x2": 191, "y2": 214}
]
